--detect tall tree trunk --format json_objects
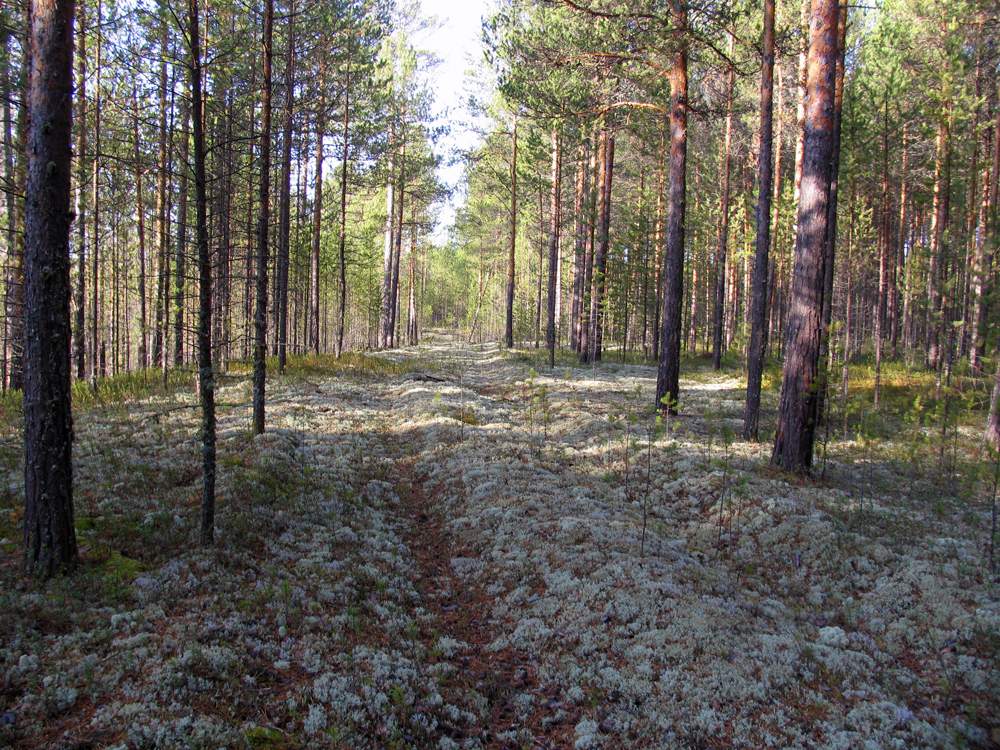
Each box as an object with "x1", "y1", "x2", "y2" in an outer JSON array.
[
  {"x1": 131, "y1": 88, "x2": 149, "y2": 369},
  {"x1": 335, "y1": 56, "x2": 350, "y2": 357},
  {"x1": 72, "y1": 0, "x2": 86, "y2": 377},
  {"x1": 655, "y1": 1, "x2": 688, "y2": 414},
  {"x1": 152, "y1": 4, "x2": 168, "y2": 369},
  {"x1": 23, "y1": 0, "x2": 78, "y2": 577},
  {"x1": 189, "y1": 0, "x2": 215, "y2": 544},
  {"x1": 712, "y1": 34, "x2": 736, "y2": 370},
  {"x1": 970, "y1": 85, "x2": 997, "y2": 374},
  {"x1": 276, "y1": 0, "x2": 294, "y2": 370},
  {"x1": 504, "y1": 117, "x2": 517, "y2": 348},
  {"x1": 173, "y1": 99, "x2": 189, "y2": 367},
  {"x1": 771, "y1": 0, "x2": 839, "y2": 473},
  {"x1": 5, "y1": 5, "x2": 27, "y2": 392},
  {"x1": 578, "y1": 123, "x2": 598, "y2": 360},
  {"x1": 813, "y1": 2, "x2": 847, "y2": 428},
  {"x1": 534, "y1": 183, "x2": 544, "y2": 348},
  {"x1": 218, "y1": 92, "x2": 234, "y2": 370},
  {"x1": 390, "y1": 138, "x2": 406, "y2": 348},
  {"x1": 891, "y1": 124, "x2": 908, "y2": 358},
  {"x1": 743, "y1": 0, "x2": 776, "y2": 441},
  {"x1": 767, "y1": 62, "x2": 785, "y2": 360},
  {"x1": 89, "y1": 0, "x2": 102, "y2": 384},
  {"x1": 570, "y1": 136, "x2": 587, "y2": 352},
  {"x1": 546, "y1": 128, "x2": 562, "y2": 368},
  {"x1": 926, "y1": 109, "x2": 951, "y2": 370},
  {"x1": 252, "y1": 0, "x2": 273, "y2": 435},
  {"x1": 310, "y1": 72, "x2": 325, "y2": 354},
  {"x1": 407, "y1": 218, "x2": 417, "y2": 345},
  {"x1": 874, "y1": 96, "x2": 890, "y2": 407},
  {"x1": 790, "y1": 0, "x2": 809, "y2": 264},
  {"x1": 588, "y1": 124, "x2": 614, "y2": 363},
  {"x1": 652, "y1": 123, "x2": 666, "y2": 362},
  {"x1": 379, "y1": 129, "x2": 394, "y2": 349}
]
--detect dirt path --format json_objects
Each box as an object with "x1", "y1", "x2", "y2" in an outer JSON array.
[{"x1": 382, "y1": 337, "x2": 580, "y2": 747}]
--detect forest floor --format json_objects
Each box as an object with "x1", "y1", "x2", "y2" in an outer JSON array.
[{"x1": 0, "y1": 331, "x2": 998, "y2": 749}]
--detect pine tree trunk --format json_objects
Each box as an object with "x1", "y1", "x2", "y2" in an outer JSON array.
[
  {"x1": 310, "y1": 74, "x2": 325, "y2": 354},
  {"x1": 407, "y1": 221, "x2": 417, "y2": 345},
  {"x1": 535, "y1": 184, "x2": 544, "y2": 349},
  {"x1": 926, "y1": 111, "x2": 950, "y2": 370},
  {"x1": 389, "y1": 138, "x2": 406, "y2": 348},
  {"x1": 891, "y1": 125, "x2": 908, "y2": 358},
  {"x1": 173, "y1": 99, "x2": 189, "y2": 367},
  {"x1": 152, "y1": 3, "x2": 168, "y2": 369},
  {"x1": 588, "y1": 124, "x2": 614, "y2": 363},
  {"x1": 546, "y1": 129, "x2": 562, "y2": 368},
  {"x1": 712, "y1": 35, "x2": 735, "y2": 370},
  {"x1": 276, "y1": 0, "x2": 294, "y2": 370},
  {"x1": 874, "y1": 96, "x2": 890, "y2": 406},
  {"x1": 217, "y1": 91, "x2": 235, "y2": 370},
  {"x1": 130, "y1": 88, "x2": 149, "y2": 369},
  {"x1": 771, "y1": 0, "x2": 839, "y2": 473},
  {"x1": 504, "y1": 117, "x2": 517, "y2": 348},
  {"x1": 578, "y1": 123, "x2": 598, "y2": 361},
  {"x1": 813, "y1": 3, "x2": 847, "y2": 428},
  {"x1": 652, "y1": 124, "x2": 665, "y2": 362},
  {"x1": 743, "y1": 0, "x2": 776, "y2": 441},
  {"x1": 655, "y1": 3, "x2": 688, "y2": 414},
  {"x1": 23, "y1": 0, "x2": 79, "y2": 577},
  {"x1": 987, "y1": 358, "x2": 1000, "y2": 450},
  {"x1": 189, "y1": 0, "x2": 215, "y2": 545},
  {"x1": 379, "y1": 129, "x2": 394, "y2": 349},
  {"x1": 336, "y1": 57, "x2": 350, "y2": 357},
  {"x1": 570, "y1": 137, "x2": 587, "y2": 352},
  {"x1": 72, "y1": 0, "x2": 86, "y2": 377},
  {"x1": 970, "y1": 86, "x2": 997, "y2": 373},
  {"x1": 89, "y1": 0, "x2": 102, "y2": 384},
  {"x1": 252, "y1": 0, "x2": 273, "y2": 435}
]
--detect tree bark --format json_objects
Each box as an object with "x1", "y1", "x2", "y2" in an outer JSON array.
[
  {"x1": 546, "y1": 128, "x2": 562, "y2": 367},
  {"x1": 570, "y1": 136, "x2": 587, "y2": 352},
  {"x1": 130, "y1": 87, "x2": 149, "y2": 369},
  {"x1": 813, "y1": 2, "x2": 847, "y2": 428},
  {"x1": 310, "y1": 62, "x2": 325, "y2": 354},
  {"x1": 891, "y1": 124, "x2": 908, "y2": 358},
  {"x1": 587, "y1": 123, "x2": 614, "y2": 363},
  {"x1": 89, "y1": 0, "x2": 102, "y2": 384},
  {"x1": 874, "y1": 96, "x2": 890, "y2": 407},
  {"x1": 504, "y1": 118, "x2": 518, "y2": 348},
  {"x1": 23, "y1": 0, "x2": 78, "y2": 577},
  {"x1": 152, "y1": 3, "x2": 168, "y2": 369},
  {"x1": 987, "y1": 361, "x2": 1000, "y2": 450},
  {"x1": 712, "y1": 34, "x2": 736, "y2": 370},
  {"x1": 407, "y1": 219, "x2": 417, "y2": 345},
  {"x1": 652, "y1": 123, "x2": 665, "y2": 362},
  {"x1": 655, "y1": 1, "x2": 688, "y2": 414},
  {"x1": 173, "y1": 98, "x2": 189, "y2": 367},
  {"x1": 926, "y1": 110, "x2": 951, "y2": 370},
  {"x1": 379, "y1": 129, "x2": 395, "y2": 349},
  {"x1": 771, "y1": 0, "x2": 839, "y2": 473},
  {"x1": 189, "y1": 0, "x2": 215, "y2": 544},
  {"x1": 276, "y1": 0, "x2": 294, "y2": 370},
  {"x1": 743, "y1": 0, "x2": 776, "y2": 441},
  {"x1": 335, "y1": 55, "x2": 350, "y2": 357},
  {"x1": 389, "y1": 138, "x2": 406, "y2": 348},
  {"x1": 72, "y1": 0, "x2": 86, "y2": 377},
  {"x1": 252, "y1": 0, "x2": 273, "y2": 435},
  {"x1": 970, "y1": 85, "x2": 998, "y2": 374}
]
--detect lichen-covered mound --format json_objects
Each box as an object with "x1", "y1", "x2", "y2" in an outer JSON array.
[{"x1": 1, "y1": 333, "x2": 997, "y2": 749}]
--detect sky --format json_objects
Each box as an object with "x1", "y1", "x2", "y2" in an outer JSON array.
[{"x1": 413, "y1": 0, "x2": 494, "y2": 243}]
